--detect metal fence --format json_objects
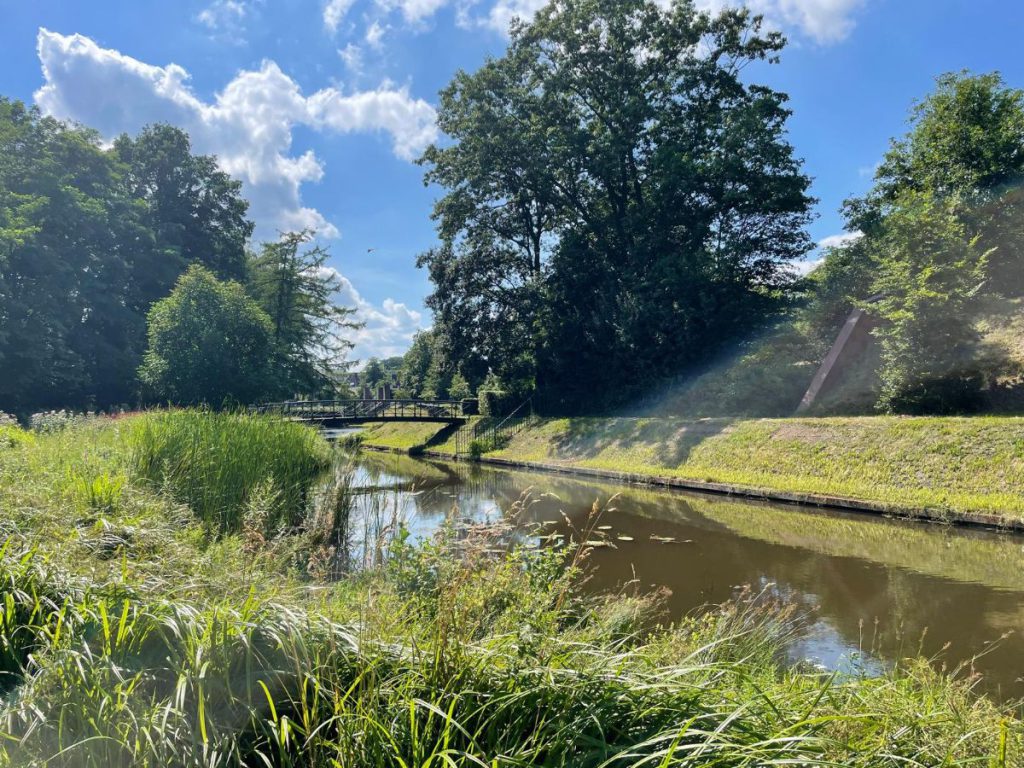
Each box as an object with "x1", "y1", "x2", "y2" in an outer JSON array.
[{"x1": 254, "y1": 399, "x2": 465, "y2": 422}]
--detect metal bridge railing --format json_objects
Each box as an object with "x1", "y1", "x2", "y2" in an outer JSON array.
[
  {"x1": 454, "y1": 398, "x2": 535, "y2": 456},
  {"x1": 254, "y1": 399, "x2": 466, "y2": 421}
]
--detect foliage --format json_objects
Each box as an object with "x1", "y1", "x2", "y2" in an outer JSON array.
[
  {"x1": 0, "y1": 102, "x2": 253, "y2": 414},
  {"x1": 871, "y1": 193, "x2": 990, "y2": 412},
  {"x1": 247, "y1": 230, "x2": 359, "y2": 397},
  {"x1": 113, "y1": 124, "x2": 253, "y2": 285},
  {"x1": 838, "y1": 71, "x2": 1024, "y2": 412},
  {"x1": 138, "y1": 265, "x2": 278, "y2": 406},
  {"x1": 399, "y1": 330, "x2": 437, "y2": 397},
  {"x1": 420, "y1": 0, "x2": 813, "y2": 411},
  {"x1": 448, "y1": 370, "x2": 472, "y2": 400},
  {"x1": 362, "y1": 357, "x2": 386, "y2": 389},
  {"x1": 125, "y1": 409, "x2": 330, "y2": 534},
  {"x1": 0, "y1": 425, "x2": 31, "y2": 450}
]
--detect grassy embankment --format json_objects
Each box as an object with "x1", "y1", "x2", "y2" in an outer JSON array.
[
  {"x1": 0, "y1": 412, "x2": 1021, "y2": 765},
  {"x1": 360, "y1": 415, "x2": 1024, "y2": 524}
]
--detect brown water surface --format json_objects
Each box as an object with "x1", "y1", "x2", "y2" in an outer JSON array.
[{"x1": 350, "y1": 451, "x2": 1024, "y2": 700}]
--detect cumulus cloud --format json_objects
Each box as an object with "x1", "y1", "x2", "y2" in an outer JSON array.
[
  {"x1": 34, "y1": 28, "x2": 438, "y2": 239},
  {"x1": 324, "y1": 0, "x2": 358, "y2": 33},
  {"x1": 320, "y1": 267, "x2": 425, "y2": 360},
  {"x1": 692, "y1": 0, "x2": 866, "y2": 44},
  {"x1": 818, "y1": 230, "x2": 864, "y2": 249}
]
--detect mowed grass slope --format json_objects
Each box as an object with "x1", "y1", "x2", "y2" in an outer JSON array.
[
  {"x1": 489, "y1": 416, "x2": 1024, "y2": 521},
  {"x1": 359, "y1": 420, "x2": 453, "y2": 451}
]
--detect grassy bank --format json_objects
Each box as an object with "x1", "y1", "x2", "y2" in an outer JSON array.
[
  {"x1": 481, "y1": 416, "x2": 1024, "y2": 524},
  {"x1": 359, "y1": 420, "x2": 455, "y2": 451},
  {"x1": 0, "y1": 413, "x2": 1020, "y2": 765},
  {"x1": 358, "y1": 415, "x2": 1024, "y2": 524}
]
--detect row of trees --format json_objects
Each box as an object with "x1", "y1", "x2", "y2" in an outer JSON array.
[
  {"x1": 413, "y1": 0, "x2": 1024, "y2": 415},
  {"x1": 0, "y1": 101, "x2": 354, "y2": 413},
  {"x1": 416, "y1": 0, "x2": 814, "y2": 412}
]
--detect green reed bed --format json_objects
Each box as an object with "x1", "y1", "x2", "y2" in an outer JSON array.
[{"x1": 125, "y1": 410, "x2": 331, "y2": 535}]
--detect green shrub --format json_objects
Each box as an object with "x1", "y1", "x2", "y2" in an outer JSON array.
[
  {"x1": 125, "y1": 410, "x2": 330, "y2": 534},
  {"x1": 479, "y1": 390, "x2": 511, "y2": 417}
]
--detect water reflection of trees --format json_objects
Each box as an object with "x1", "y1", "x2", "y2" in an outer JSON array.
[{"x1": 350, "y1": 452, "x2": 1024, "y2": 699}]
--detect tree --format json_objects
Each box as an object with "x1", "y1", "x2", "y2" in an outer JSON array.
[
  {"x1": 847, "y1": 72, "x2": 1024, "y2": 292},
  {"x1": 840, "y1": 72, "x2": 1024, "y2": 411},
  {"x1": 138, "y1": 265, "x2": 276, "y2": 405},
  {"x1": 448, "y1": 371, "x2": 472, "y2": 400},
  {"x1": 0, "y1": 99, "x2": 149, "y2": 412},
  {"x1": 419, "y1": 0, "x2": 813, "y2": 411},
  {"x1": 870, "y1": 193, "x2": 989, "y2": 413},
  {"x1": 247, "y1": 231, "x2": 359, "y2": 397},
  {"x1": 362, "y1": 358, "x2": 386, "y2": 390},
  {"x1": 400, "y1": 330, "x2": 439, "y2": 398},
  {"x1": 0, "y1": 104, "x2": 257, "y2": 414},
  {"x1": 114, "y1": 124, "x2": 254, "y2": 306}
]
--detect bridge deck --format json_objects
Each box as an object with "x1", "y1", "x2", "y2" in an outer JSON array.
[{"x1": 254, "y1": 399, "x2": 467, "y2": 424}]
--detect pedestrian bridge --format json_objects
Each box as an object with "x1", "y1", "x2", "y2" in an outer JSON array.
[{"x1": 253, "y1": 399, "x2": 468, "y2": 425}]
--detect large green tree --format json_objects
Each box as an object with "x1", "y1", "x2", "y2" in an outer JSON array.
[
  {"x1": 0, "y1": 99, "x2": 150, "y2": 411},
  {"x1": 0, "y1": 103, "x2": 256, "y2": 414},
  {"x1": 247, "y1": 230, "x2": 359, "y2": 397},
  {"x1": 419, "y1": 0, "x2": 813, "y2": 411},
  {"x1": 138, "y1": 265, "x2": 276, "y2": 405},
  {"x1": 839, "y1": 71, "x2": 1024, "y2": 411},
  {"x1": 114, "y1": 125, "x2": 254, "y2": 296}
]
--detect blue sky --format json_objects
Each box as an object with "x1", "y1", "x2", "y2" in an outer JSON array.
[{"x1": 2, "y1": 0, "x2": 1024, "y2": 361}]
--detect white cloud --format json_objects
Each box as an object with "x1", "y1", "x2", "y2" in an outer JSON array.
[
  {"x1": 692, "y1": 0, "x2": 865, "y2": 44},
  {"x1": 34, "y1": 28, "x2": 438, "y2": 239},
  {"x1": 483, "y1": 0, "x2": 546, "y2": 33},
  {"x1": 365, "y1": 20, "x2": 388, "y2": 48},
  {"x1": 377, "y1": 0, "x2": 455, "y2": 24},
  {"x1": 352, "y1": 0, "x2": 864, "y2": 40},
  {"x1": 321, "y1": 267, "x2": 425, "y2": 360},
  {"x1": 324, "y1": 0, "x2": 358, "y2": 32},
  {"x1": 339, "y1": 43, "x2": 364, "y2": 74},
  {"x1": 197, "y1": 0, "x2": 247, "y2": 28},
  {"x1": 818, "y1": 230, "x2": 864, "y2": 249}
]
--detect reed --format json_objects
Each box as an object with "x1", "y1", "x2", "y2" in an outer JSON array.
[{"x1": 125, "y1": 409, "x2": 331, "y2": 535}]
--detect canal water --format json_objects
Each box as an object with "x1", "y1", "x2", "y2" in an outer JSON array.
[{"x1": 348, "y1": 450, "x2": 1024, "y2": 700}]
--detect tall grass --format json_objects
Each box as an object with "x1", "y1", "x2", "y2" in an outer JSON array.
[
  {"x1": 0, "y1": 533, "x2": 1019, "y2": 767},
  {"x1": 125, "y1": 410, "x2": 331, "y2": 535}
]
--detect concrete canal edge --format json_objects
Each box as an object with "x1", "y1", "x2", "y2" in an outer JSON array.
[{"x1": 360, "y1": 444, "x2": 1024, "y2": 534}]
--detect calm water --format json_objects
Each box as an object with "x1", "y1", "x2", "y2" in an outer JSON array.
[{"x1": 349, "y1": 451, "x2": 1024, "y2": 700}]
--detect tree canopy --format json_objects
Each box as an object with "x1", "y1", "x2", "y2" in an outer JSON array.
[
  {"x1": 138, "y1": 265, "x2": 276, "y2": 406},
  {"x1": 418, "y1": 0, "x2": 813, "y2": 412},
  {"x1": 835, "y1": 71, "x2": 1024, "y2": 412},
  {"x1": 0, "y1": 101, "x2": 256, "y2": 413},
  {"x1": 247, "y1": 231, "x2": 360, "y2": 398}
]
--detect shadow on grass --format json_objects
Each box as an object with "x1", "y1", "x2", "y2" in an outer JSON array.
[{"x1": 551, "y1": 417, "x2": 736, "y2": 468}]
